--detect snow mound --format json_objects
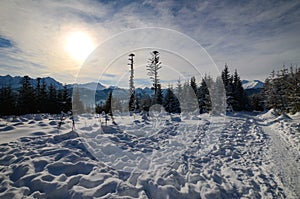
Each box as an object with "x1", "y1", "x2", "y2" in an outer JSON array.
[
  {"x1": 260, "y1": 109, "x2": 279, "y2": 120},
  {"x1": 0, "y1": 125, "x2": 15, "y2": 131}
]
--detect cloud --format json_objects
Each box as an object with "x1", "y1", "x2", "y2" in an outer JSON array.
[
  {"x1": 0, "y1": 37, "x2": 14, "y2": 48},
  {"x1": 0, "y1": 0, "x2": 299, "y2": 84}
]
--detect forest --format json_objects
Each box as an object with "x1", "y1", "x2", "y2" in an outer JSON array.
[{"x1": 0, "y1": 51, "x2": 299, "y2": 116}]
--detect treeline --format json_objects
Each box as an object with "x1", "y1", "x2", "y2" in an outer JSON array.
[
  {"x1": 5, "y1": 64, "x2": 298, "y2": 117},
  {"x1": 264, "y1": 65, "x2": 300, "y2": 114},
  {"x1": 0, "y1": 75, "x2": 72, "y2": 116},
  {"x1": 96, "y1": 63, "x2": 248, "y2": 116}
]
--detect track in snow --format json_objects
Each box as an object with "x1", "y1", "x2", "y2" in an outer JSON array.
[{"x1": 259, "y1": 122, "x2": 300, "y2": 198}]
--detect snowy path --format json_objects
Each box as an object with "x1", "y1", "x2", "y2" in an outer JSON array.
[
  {"x1": 0, "y1": 113, "x2": 299, "y2": 198},
  {"x1": 258, "y1": 121, "x2": 300, "y2": 198}
]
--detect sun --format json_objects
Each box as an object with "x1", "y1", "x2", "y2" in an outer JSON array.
[{"x1": 65, "y1": 31, "x2": 96, "y2": 62}]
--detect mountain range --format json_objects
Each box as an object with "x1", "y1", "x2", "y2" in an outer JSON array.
[
  {"x1": 0, "y1": 75, "x2": 106, "y2": 91},
  {"x1": 0, "y1": 75, "x2": 264, "y2": 102},
  {"x1": 0, "y1": 75, "x2": 265, "y2": 90}
]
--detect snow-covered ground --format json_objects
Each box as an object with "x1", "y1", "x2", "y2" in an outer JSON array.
[{"x1": 0, "y1": 111, "x2": 299, "y2": 198}]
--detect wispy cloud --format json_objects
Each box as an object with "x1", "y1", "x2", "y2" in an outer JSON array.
[{"x1": 0, "y1": 0, "x2": 299, "y2": 84}]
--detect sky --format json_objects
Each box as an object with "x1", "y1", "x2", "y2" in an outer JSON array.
[{"x1": 0, "y1": 0, "x2": 299, "y2": 86}]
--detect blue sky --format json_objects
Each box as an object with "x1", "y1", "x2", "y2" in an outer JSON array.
[{"x1": 0, "y1": 0, "x2": 299, "y2": 86}]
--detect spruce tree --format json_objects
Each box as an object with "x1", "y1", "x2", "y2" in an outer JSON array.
[
  {"x1": 190, "y1": 76, "x2": 197, "y2": 94},
  {"x1": 197, "y1": 76, "x2": 212, "y2": 113},
  {"x1": 128, "y1": 53, "x2": 135, "y2": 113},
  {"x1": 176, "y1": 77, "x2": 183, "y2": 103},
  {"x1": 104, "y1": 90, "x2": 114, "y2": 121},
  {"x1": 147, "y1": 50, "x2": 162, "y2": 96},
  {"x1": 0, "y1": 86, "x2": 16, "y2": 115},
  {"x1": 48, "y1": 84, "x2": 59, "y2": 114},
  {"x1": 39, "y1": 80, "x2": 48, "y2": 113},
  {"x1": 129, "y1": 92, "x2": 135, "y2": 113},
  {"x1": 72, "y1": 87, "x2": 85, "y2": 114},
  {"x1": 153, "y1": 84, "x2": 163, "y2": 105},
  {"x1": 232, "y1": 70, "x2": 246, "y2": 111},
  {"x1": 62, "y1": 84, "x2": 71, "y2": 113},
  {"x1": 221, "y1": 64, "x2": 234, "y2": 111},
  {"x1": 18, "y1": 75, "x2": 36, "y2": 114},
  {"x1": 163, "y1": 86, "x2": 181, "y2": 114}
]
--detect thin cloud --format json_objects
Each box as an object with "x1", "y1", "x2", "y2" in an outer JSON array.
[{"x1": 0, "y1": 0, "x2": 299, "y2": 84}]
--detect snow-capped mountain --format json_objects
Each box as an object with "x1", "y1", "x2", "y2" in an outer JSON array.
[
  {"x1": 72, "y1": 82, "x2": 106, "y2": 91},
  {"x1": 0, "y1": 75, "x2": 106, "y2": 91},
  {"x1": 0, "y1": 75, "x2": 64, "y2": 89},
  {"x1": 242, "y1": 80, "x2": 264, "y2": 90}
]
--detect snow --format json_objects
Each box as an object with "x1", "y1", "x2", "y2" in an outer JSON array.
[
  {"x1": 242, "y1": 80, "x2": 264, "y2": 90},
  {"x1": 0, "y1": 111, "x2": 299, "y2": 198}
]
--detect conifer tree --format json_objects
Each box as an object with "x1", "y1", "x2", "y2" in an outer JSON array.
[
  {"x1": 62, "y1": 84, "x2": 71, "y2": 113},
  {"x1": 163, "y1": 86, "x2": 181, "y2": 114},
  {"x1": 18, "y1": 75, "x2": 36, "y2": 114},
  {"x1": 147, "y1": 50, "x2": 162, "y2": 97},
  {"x1": 72, "y1": 87, "x2": 85, "y2": 114},
  {"x1": 190, "y1": 76, "x2": 197, "y2": 94},
  {"x1": 197, "y1": 75, "x2": 212, "y2": 113},
  {"x1": 232, "y1": 69, "x2": 246, "y2": 111},
  {"x1": 176, "y1": 77, "x2": 183, "y2": 103},
  {"x1": 104, "y1": 90, "x2": 114, "y2": 121},
  {"x1": 39, "y1": 80, "x2": 48, "y2": 113},
  {"x1": 152, "y1": 84, "x2": 163, "y2": 105},
  {"x1": 128, "y1": 53, "x2": 135, "y2": 112},
  {"x1": 48, "y1": 84, "x2": 59, "y2": 114},
  {"x1": 0, "y1": 86, "x2": 15, "y2": 115},
  {"x1": 221, "y1": 64, "x2": 234, "y2": 111}
]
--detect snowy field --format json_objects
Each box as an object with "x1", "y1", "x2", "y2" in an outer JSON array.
[{"x1": 0, "y1": 111, "x2": 299, "y2": 198}]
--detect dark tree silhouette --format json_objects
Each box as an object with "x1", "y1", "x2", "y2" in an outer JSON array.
[{"x1": 147, "y1": 50, "x2": 162, "y2": 96}]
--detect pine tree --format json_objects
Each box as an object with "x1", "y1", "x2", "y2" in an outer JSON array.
[
  {"x1": 176, "y1": 77, "x2": 183, "y2": 103},
  {"x1": 18, "y1": 75, "x2": 36, "y2": 114},
  {"x1": 62, "y1": 84, "x2": 71, "y2": 113},
  {"x1": 264, "y1": 65, "x2": 300, "y2": 113},
  {"x1": 147, "y1": 50, "x2": 162, "y2": 96},
  {"x1": 128, "y1": 53, "x2": 135, "y2": 95},
  {"x1": 264, "y1": 71, "x2": 277, "y2": 109},
  {"x1": 129, "y1": 92, "x2": 135, "y2": 113},
  {"x1": 211, "y1": 76, "x2": 226, "y2": 115},
  {"x1": 48, "y1": 84, "x2": 59, "y2": 114},
  {"x1": 163, "y1": 86, "x2": 181, "y2": 114},
  {"x1": 181, "y1": 80, "x2": 198, "y2": 113},
  {"x1": 104, "y1": 90, "x2": 114, "y2": 121},
  {"x1": 72, "y1": 87, "x2": 85, "y2": 114},
  {"x1": 36, "y1": 77, "x2": 42, "y2": 113},
  {"x1": 190, "y1": 76, "x2": 197, "y2": 94},
  {"x1": 287, "y1": 65, "x2": 300, "y2": 113},
  {"x1": 141, "y1": 93, "x2": 151, "y2": 112},
  {"x1": 197, "y1": 75, "x2": 212, "y2": 113},
  {"x1": 152, "y1": 84, "x2": 163, "y2": 105},
  {"x1": 39, "y1": 80, "x2": 48, "y2": 113},
  {"x1": 0, "y1": 86, "x2": 16, "y2": 115},
  {"x1": 128, "y1": 53, "x2": 135, "y2": 113},
  {"x1": 232, "y1": 69, "x2": 246, "y2": 111},
  {"x1": 221, "y1": 64, "x2": 234, "y2": 111}
]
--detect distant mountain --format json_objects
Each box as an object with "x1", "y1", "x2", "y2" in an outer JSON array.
[
  {"x1": 242, "y1": 80, "x2": 264, "y2": 96},
  {"x1": 0, "y1": 75, "x2": 165, "y2": 103},
  {"x1": 73, "y1": 82, "x2": 106, "y2": 91},
  {"x1": 0, "y1": 75, "x2": 64, "y2": 89},
  {"x1": 0, "y1": 75, "x2": 107, "y2": 91},
  {"x1": 242, "y1": 80, "x2": 264, "y2": 90}
]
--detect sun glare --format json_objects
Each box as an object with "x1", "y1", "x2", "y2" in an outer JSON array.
[{"x1": 65, "y1": 31, "x2": 96, "y2": 62}]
